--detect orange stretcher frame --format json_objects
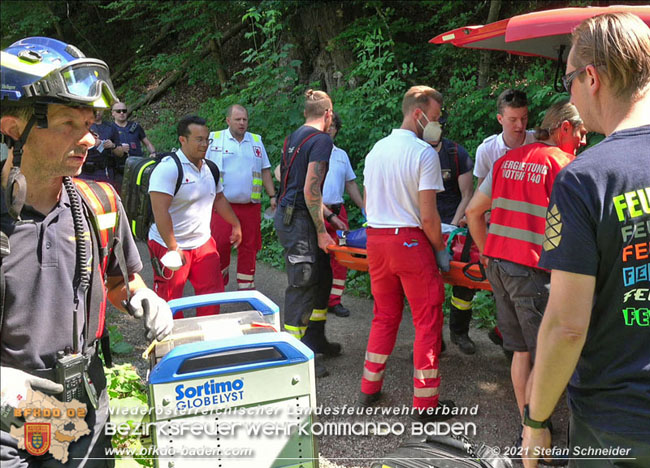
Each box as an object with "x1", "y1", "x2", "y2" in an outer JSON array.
[{"x1": 329, "y1": 245, "x2": 492, "y2": 291}]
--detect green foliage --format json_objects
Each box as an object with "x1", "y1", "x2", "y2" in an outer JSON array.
[
  {"x1": 104, "y1": 364, "x2": 152, "y2": 466},
  {"x1": 107, "y1": 325, "x2": 135, "y2": 355}
]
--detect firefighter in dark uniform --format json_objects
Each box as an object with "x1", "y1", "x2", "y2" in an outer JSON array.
[{"x1": 0, "y1": 37, "x2": 173, "y2": 467}]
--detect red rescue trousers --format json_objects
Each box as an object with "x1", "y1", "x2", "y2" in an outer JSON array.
[
  {"x1": 325, "y1": 205, "x2": 348, "y2": 307},
  {"x1": 148, "y1": 238, "x2": 223, "y2": 318},
  {"x1": 211, "y1": 203, "x2": 262, "y2": 290},
  {"x1": 361, "y1": 227, "x2": 444, "y2": 409}
]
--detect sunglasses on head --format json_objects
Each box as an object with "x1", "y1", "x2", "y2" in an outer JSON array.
[{"x1": 113, "y1": 109, "x2": 127, "y2": 114}]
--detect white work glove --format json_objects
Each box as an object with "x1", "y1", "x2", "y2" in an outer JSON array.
[
  {"x1": 127, "y1": 289, "x2": 174, "y2": 342},
  {"x1": 435, "y1": 249, "x2": 452, "y2": 273},
  {"x1": 1, "y1": 367, "x2": 63, "y2": 408}
]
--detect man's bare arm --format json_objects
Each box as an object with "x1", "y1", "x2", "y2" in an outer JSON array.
[
  {"x1": 522, "y1": 270, "x2": 594, "y2": 467},
  {"x1": 419, "y1": 189, "x2": 445, "y2": 251},
  {"x1": 450, "y1": 171, "x2": 474, "y2": 226},
  {"x1": 304, "y1": 160, "x2": 334, "y2": 251},
  {"x1": 345, "y1": 179, "x2": 364, "y2": 209},
  {"x1": 150, "y1": 191, "x2": 178, "y2": 250}
]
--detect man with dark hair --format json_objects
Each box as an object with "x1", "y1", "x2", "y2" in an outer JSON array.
[
  {"x1": 322, "y1": 112, "x2": 364, "y2": 317},
  {"x1": 1, "y1": 36, "x2": 173, "y2": 466},
  {"x1": 148, "y1": 115, "x2": 241, "y2": 317},
  {"x1": 359, "y1": 85, "x2": 455, "y2": 420},
  {"x1": 474, "y1": 89, "x2": 537, "y2": 188},
  {"x1": 275, "y1": 89, "x2": 346, "y2": 378},
  {"x1": 523, "y1": 13, "x2": 650, "y2": 467},
  {"x1": 207, "y1": 104, "x2": 276, "y2": 290}
]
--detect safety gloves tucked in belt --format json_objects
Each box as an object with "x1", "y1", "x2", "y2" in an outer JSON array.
[
  {"x1": 127, "y1": 288, "x2": 174, "y2": 342},
  {"x1": 435, "y1": 249, "x2": 452, "y2": 272},
  {"x1": 1, "y1": 367, "x2": 63, "y2": 409}
]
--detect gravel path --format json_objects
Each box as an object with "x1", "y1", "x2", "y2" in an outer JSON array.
[{"x1": 108, "y1": 240, "x2": 569, "y2": 467}]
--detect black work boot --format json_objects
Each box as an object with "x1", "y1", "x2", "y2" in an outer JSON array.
[
  {"x1": 410, "y1": 400, "x2": 457, "y2": 423},
  {"x1": 314, "y1": 355, "x2": 329, "y2": 378},
  {"x1": 329, "y1": 303, "x2": 350, "y2": 317},
  {"x1": 450, "y1": 331, "x2": 476, "y2": 355},
  {"x1": 301, "y1": 320, "x2": 342, "y2": 357}
]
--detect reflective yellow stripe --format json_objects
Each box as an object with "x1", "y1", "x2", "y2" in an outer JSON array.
[
  {"x1": 332, "y1": 278, "x2": 346, "y2": 286},
  {"x1": 251, "y1": 133, "x2": 261, "y2": 143},
  {"x1": 238, "y1": 282, "x2": 254, "y2": 289},
  {"x1": 1, "y1": 51, "x2": 56, "y2": 76},
  {"x1": 365, "y1": 351, "x2": 389, "y2": 364},
  {"x1": 213, "y1": 131, "x2": 222, "y2": 139},
  {"x1": 489, "y1": 223, "x2": 545, "y2": 245},
  {"x1": 329, "y1": 288, "x2": 343, "y2": 296},
  {"x1": 131, "y1": 219, "x2": 137, "y2": 237},
  {"x1": 414, "y1": 368, "x2": 438, "y2": 380},
  {"x1": 363, "y1": 368, "x2": 384, "y2": 382},
  {"x1": 309, "y1": 308, "x2": 327, "y2": 321},
  {"x1": 450, "y1": 296, "x2": 472, "y2": 310},
  {"x1": 284, "y1": 325, "x2": 306, "y2": 339},
  {"x1": 252, "y1": 179, "x2": 263, "y2": 186},
  {"x1": 137, "y1": 160, "x2": 157, "y2": 185},
  {"x1": 251, "y1": 192, "x2": 262, "y2": 201},
  {"x1": 236, "y1": 273, "x2": 254, "y2": 281},
  {"x1": 413, "y1": 387, "x2": 439, "y2": 397},
  {"x1": 492, "y1": 197, "x2": 548, "y2": 218}
]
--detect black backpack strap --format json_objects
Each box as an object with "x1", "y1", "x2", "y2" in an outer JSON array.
[
  {"x1": 167, "y1": 152, "x2": 184, "y2": 195},
  {"x1": 204, "y1": 159, "x2": 221, "y2": 188}
]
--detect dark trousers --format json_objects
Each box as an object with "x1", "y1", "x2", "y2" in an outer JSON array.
[
  {"x1": 568, "y1": 412, "x2": 650, "y2": 468},
  {"x1": 1, "y1": 351, "x2": 113, "y2": 467},
  {"x1": 274, "y1": 207, "x2": 332, "y2": 329},
  {"x1": 449, "y1": 285, "x2": 476, "y2": 335}
]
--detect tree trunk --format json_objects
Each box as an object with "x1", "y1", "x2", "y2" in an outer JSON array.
[
  {"x1": 112, "y1": 23, "x2": 173, "y2": 82},
  {"x1": 129, "y1": 20, "x2": 249, "y2": 112},
  {"x1": 478, "y1": 0, "x2": 502, "y2": 89}
]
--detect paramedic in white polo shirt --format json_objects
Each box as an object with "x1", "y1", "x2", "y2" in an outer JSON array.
[
  {"x1": 473, "y1": 89, "x2": 537, "y2": 187},
  {"x1": 149, "y1": 115, "x2": 242, "y2": 317},
  {"x1": 322, "y1": 112, "x2": 364, "y2": 317},
  {"x1": 359, "y1": 86, "x2": 455, "y2": 421},
  {"x1": 207, "y1": 104, "x2": 276, "y2": 290}
]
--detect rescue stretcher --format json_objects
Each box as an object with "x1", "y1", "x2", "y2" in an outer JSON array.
[{"x1": 329, "y1": 245, "x2": 492, "y2": 291}]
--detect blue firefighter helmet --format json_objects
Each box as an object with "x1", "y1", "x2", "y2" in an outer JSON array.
[{"x1": 1, "y1": 36, "x2": 118, "y2": 109}]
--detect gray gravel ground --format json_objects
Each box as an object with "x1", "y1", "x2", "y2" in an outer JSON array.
[{"x1": 109, "y1": 240, "x2": 569, "y2": 467}]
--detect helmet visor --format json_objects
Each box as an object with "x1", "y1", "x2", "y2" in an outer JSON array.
[{"x1": 25, "y1": 58, "x2": 118, "y2": 108}]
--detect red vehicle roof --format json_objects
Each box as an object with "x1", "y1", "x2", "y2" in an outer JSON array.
[{"x1": 431, "y1": 5, "x2": 650, "y2": 60}]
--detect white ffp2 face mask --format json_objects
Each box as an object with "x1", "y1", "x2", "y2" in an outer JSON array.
[{"x1": 417, "y1": 112, "x2": 443, "y2": 144}]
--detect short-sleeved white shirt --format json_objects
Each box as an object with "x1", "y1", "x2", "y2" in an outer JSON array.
[
  {"x1": 363, "y1": 129, "x2": 444, "y2": 228},
  {"x1": 323, "y1": 145, "x2": 356, "y2": 205},
  {"x1": 206, "y1": 128, "x2": 271, "y2": 203},
  {"x1": 473, "y1": 130, "x2": 536, "y2": 178},
  {"x1": 148, "y1": 149, "x2": 223, "y2": 250}
]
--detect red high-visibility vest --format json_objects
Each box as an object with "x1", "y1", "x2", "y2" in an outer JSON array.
[{"x1": 484, "y1": 143, "x2": 574, "y2": 269}]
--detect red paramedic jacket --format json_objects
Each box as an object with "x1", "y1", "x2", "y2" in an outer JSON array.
[{"x1": 484, "y1": 143, "x2": 575, "y2": 269}]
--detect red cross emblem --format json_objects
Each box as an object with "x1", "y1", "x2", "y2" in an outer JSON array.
[{"x1": 254, "y1": 146, "x2": 262, "y2": 158}]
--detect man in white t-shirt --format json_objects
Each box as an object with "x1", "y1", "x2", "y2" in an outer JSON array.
[
  {"x1": 148, "y1": 115, "x2": 241, "y2": 317},
  {"x1": 359, "y1": 86, "x2": 455, "y2": 421},
  {"x1": 207, "y1": 105, "x2": 276, "y2": 290},
  {"x1": 322, "y1": 112, "x2": 364, "y2": 317},
  {"x1": 473, "y1": 89, "x2": 537, "y2": 188}
]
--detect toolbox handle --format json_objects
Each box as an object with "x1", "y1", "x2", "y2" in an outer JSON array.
[
  {"x1": 148, "y1": 333, "x2": 313, "y2": 384},
  {"x1": 167, "y1": 291, "x2": 279, "y2": 318}
]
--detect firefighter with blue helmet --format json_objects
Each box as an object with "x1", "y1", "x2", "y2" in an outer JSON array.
[{"x1": 1, "y1": 37, "x2": 173, "y2": 466}]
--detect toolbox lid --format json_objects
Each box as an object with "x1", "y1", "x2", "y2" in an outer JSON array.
[{"x1": 149, "y1": 332, "x2": 314, "y2": 384}]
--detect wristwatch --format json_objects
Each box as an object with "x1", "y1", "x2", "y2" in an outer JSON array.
[
  {"x1": 523, "y1": 404, "x2": 551, "y2": 429},
  {"x1": 326, "y1": 213, "x2": 336, "y2": 222}
]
